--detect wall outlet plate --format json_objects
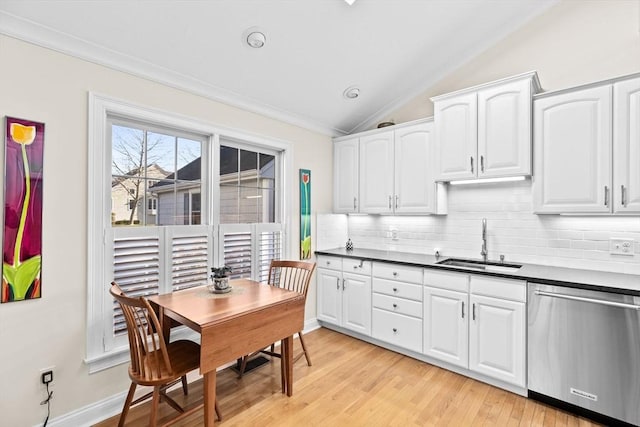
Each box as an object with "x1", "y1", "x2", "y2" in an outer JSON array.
[{"x1": 610, "y1": 238, "x2": 635, "y2": 256}]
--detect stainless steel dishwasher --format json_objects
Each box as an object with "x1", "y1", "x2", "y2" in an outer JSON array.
[{"x1": 528, "y1": 282, "x2": 640, "y2": 426}]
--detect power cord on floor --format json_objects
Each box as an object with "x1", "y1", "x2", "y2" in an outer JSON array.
[{"x1": 40, "y1": 382, "x2": 53, "y2": 427}]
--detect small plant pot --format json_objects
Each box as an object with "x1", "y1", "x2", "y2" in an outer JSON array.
[{"x1": 212, "y1": 277, "x2": 229, "y2": 291}]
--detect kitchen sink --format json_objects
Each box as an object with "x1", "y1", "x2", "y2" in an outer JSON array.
[{"x1": 436, "y1": 258, "x2": 522, "y2": 273}]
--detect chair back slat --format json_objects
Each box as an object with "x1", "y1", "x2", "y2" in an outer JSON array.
[
  {"x1": 267, "y1": 260, "x2": 316, "y2": 297},
  {"x1": 110, "y1": 282, "x2": 173, "y2": 381}
]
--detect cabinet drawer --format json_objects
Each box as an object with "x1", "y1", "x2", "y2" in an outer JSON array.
[
  {"x1": 343, "y1": 258, "x2": 372, "y2": 275},
  {"x1": 372, "y1": 293, "x2": 422, "y2": 318},
  {"x1": 372, "y1": 278, "x2": 422, "y2": 301},
  {"x1": 470, "y1": 275, "x2": 526, "y2": 302},
  {"x1": 372, "y1": 308, "x2": 422, "y2": 353},
  {"x1": 317, "y1": 255, "x2": 342, "y2": 271},
  {"x1": 373, "y1": 262, "x2": 423, "y2": 284},
  {"x1": 424, "y1": 269, "x2": 469, "y2": 293}
]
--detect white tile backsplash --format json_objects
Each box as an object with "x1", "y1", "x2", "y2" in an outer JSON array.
[{"x1": 322, "y1": 180, "x2": 640, "y2": 275}]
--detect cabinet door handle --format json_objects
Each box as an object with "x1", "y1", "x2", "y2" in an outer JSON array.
[
  {"x1": 470, "y1": 156, "x2": 474, "y2": 173},
  {"x1": 353, "y1": 197, "x2": 357, "y2": 210},
  {"x1": 621, "y1": 185, "x2": 627, "y2": 207},
  {"x1": 480, "y1": 155, "x2": 484, "y2": 173},
  {"x1": 388, "y1": 195, "x2": 392, "y2": 209},
  {"x1": 472, "y1": 303, "x2": 476, "y2": 321},
  {"x1": 395, "y1": 195, "x2": 399, "y2": 210},
  {"x1": 336, "y1": 277, "x2": 340, "y2": 290},
  {"x1": 342, "y1": 279, "x2": 346, "y2": 290},
  {"x1": 604, "y1": 186, "x2": 609, "y2": 207},
  {"x1": 461, "y1": 301, "x2": 465, "y2": 319}
]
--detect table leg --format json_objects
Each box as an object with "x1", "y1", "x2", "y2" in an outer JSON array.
[
  {"x1": 284, "y1": 335, "x2": 293, "y2": 396},
  {"x1": 203, "y1": 371, "x2": 217, "y2": 427}
]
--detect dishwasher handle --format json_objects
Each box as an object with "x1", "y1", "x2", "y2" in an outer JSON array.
[{"x1": 534, "y1": 290, "x2": 640, "y2": 310}]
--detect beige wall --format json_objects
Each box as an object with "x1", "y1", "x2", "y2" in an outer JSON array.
[
  {"x1": 0, "y1": 34, "x2": 332, "y2": 425},
  {"x1": 383, "y1": 0, "x2": 640, "y2": 125}
]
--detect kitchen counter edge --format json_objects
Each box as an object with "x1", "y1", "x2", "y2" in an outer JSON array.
[{"x1": 315, "y1": 248, "x2": 640, "y2": 295}]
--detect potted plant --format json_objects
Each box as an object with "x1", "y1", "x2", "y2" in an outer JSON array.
[{"x1": 209, "y1": 265, "x2": 232, "y2": 292}]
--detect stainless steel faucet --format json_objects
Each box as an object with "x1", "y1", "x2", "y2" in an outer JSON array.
[{"x1": 480, "y1": 218, "x2": 488, "y2": 262}]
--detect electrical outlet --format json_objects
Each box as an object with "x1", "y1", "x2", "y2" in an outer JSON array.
[
  {"x1": 610, "y1": 238, "x2": 635, "y2": 256},
  {"x1": 40, "y1": 366, "x2": 55, "y2": 385},
  {"x1": 390, "y1": 228, "x2": 399, "y2": 241}
]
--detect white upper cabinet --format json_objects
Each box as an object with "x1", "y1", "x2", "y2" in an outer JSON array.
[
  {"x1": 359, "y1": 130, "x2": 395, "y2": 213},
  {"x1": 394, "y1": 122, "x2": 437, "y2": 214},
  {"x1": 433, "y1": 72, "x2": 539, "y2": 182},
  {"x1": 478, "y1": 78, "x2": 533, "y2": 178},
  {"x1": 613, "y1": 76, "x2": 640, "y2": 213},
  {"x1": 333, "y1": 138, "x2": 359, "y2": 213},
  {"x1": 534, "y1": 74, "x2": 640, "y2": 215},
  {"x1": 334, "y1": 120, "x2": 445, "y2": 215},
  {"x1": 533, "y1": 85, "x2": 613, "y2": 214},
  {"x1": 434, "y1": 92, "x2": 478, "y2": 180}
]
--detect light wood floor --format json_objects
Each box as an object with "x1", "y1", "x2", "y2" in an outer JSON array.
[{"x1": 94, "y1": 327, "x2": 600, "y2": 426}]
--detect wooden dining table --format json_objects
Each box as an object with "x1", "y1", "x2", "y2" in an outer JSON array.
[{"x1": 147, "y1": 279, "x2": 305, "y2": 426}]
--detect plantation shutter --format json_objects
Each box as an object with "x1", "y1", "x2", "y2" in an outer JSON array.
[{"x1": 170, "y1": 229, "x2": 210, "y2": 292}]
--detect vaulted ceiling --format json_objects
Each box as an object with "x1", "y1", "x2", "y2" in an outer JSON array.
[{"x1": 0, "y1": 0, "x2": 558, "y2": 136}]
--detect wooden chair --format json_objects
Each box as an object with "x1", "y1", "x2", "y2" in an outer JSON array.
[
  {"x1": 110, "y1": 282, "x2": 221, "y2": 426},
  {"x1": 238, "y1": 260, "x2": 316, "y2": 380}
]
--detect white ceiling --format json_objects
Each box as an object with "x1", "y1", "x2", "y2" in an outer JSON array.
[{"x1": 0, "y1": 0, "x2": 557, "y2": 136}]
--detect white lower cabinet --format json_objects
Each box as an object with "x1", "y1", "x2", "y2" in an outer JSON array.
[
  {"x1": 317, "y1": 255, "x2": 371, "y2": 336},
  {"x1": 371, "y1": 262, "x2": 423, "y2": 353},
  {"x1": 423, "y1": 270, "x2": 526, "y2": 388},
  {"x1": 423, "y1": 286, "x2": 468, "y2": 368}
]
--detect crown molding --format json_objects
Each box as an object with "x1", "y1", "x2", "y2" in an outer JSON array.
[{"x1": 0, "y1": 11, "x2": 346, "y2": 137}]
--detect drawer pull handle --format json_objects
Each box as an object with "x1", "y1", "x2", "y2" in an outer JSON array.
[
  {"x1": 392, "y1": 303, "x2": 398, "y2": 309},
  {"x1": 392, "y1": 328, "x2": 397, "y2": 334},
  {"x1": 392, "y1": 287, "x2": 398, "y2": 293},
  {"x1": 392, "y1": 271, "x2": 398, "y2": 276}
]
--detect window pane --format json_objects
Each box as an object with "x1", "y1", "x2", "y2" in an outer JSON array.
[
  {"x1": 220, "y1": 146, "x2": 239, "y2": 181},
  {"x1": 151, "y1": 180, "x2": 176, "y2": 226},
  {"x1": 240, "y1": 149, "x2": 259, "y2": 188},
  {"x1": 219, "y1": 184, "x2": 239, "y2": 224},
  {"x1": 147, "y1": 131, "x2": 176, "y2": 177},
  {"x1": 239, "y1": 186, "x2": 260, "y2": 223},
  {"x1": 112, "y1": 125, "x2": 144, "y2": 176},
  {"x1": 177, "y1": 138, "x2": 201, "y2": 180},
  {"x1": 259, "y1": 153, "x2": 276, "y2": 185}
]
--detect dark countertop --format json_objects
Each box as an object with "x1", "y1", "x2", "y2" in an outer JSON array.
[{"x1": 315, "y1": 248, "x2": 640, "y2": 295}]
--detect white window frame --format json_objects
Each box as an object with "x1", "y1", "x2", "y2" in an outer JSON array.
[{"x1": 86, "y1": 93, "x2": 292, "y2": 372}]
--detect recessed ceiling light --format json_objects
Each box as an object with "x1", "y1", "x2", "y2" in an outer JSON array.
[
  {"x1": 247, "y1": 31, "x2": 266, "y2": 48},
  {"x1": 343, "y1": 86, "x2": 360, "y2": 99},
  {"x1": 344, "y1": 0, "x2": 357, "y2": 5}
]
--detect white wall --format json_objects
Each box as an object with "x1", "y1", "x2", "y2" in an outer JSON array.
[
  {"x1": 319, "y1": 181, "x2": 640, "y2": 276},
  {"x1": 381, "y1": 0, "x2": 640, "y2": 125},
  {"x1": 0, "y1": 34, "x2": 332, "y2": 426}
]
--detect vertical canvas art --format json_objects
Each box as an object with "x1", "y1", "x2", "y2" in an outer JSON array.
[
  {"x1": 299, "y1": 169, "x2": 311, "y2": 260},
  {"x1": 2, "y1": 117, "x2": 44, "y2": 303}
]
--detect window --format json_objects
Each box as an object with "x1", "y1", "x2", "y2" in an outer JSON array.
[{"x1": 87, "y1": 94, "x2": 291, "y2": 372}]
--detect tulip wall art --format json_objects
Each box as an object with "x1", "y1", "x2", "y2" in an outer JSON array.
[
  {"x1": 2, "y1": 117, "x2": 44, "y2": 303},
  {"x1": 299, "y1": 169, "x2": 311, "y2": 260}
]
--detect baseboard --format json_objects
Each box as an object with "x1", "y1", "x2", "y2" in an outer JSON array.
[{"x1": 38, "y1": 317, "x2": 322, "y2": 427}]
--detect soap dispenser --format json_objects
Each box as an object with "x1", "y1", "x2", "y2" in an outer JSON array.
[{"x1": 346, "y1": 238, "x2": 353, "y2": 252}]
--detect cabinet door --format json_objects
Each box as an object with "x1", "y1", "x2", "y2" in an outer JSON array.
[
  {"x1": 469, "y1": 294, "x2": 525, "y2": 387},
  {"x1": 423, "y1": 286, "x2": 468, "y2": 368},
  {"x1": 478, "y1": 79, "x2": 532, "y2": 178},
  {"x1": 359, "y1": 131, "x2": 394, "y2": 213},
  {"x1": 394, "y1": 122, "x2": 435, "y2": 213},
  {"x1": 316, "y1": 269, "x2": 342, "y2": 325},
  {"x1": 613, "y1": 77, "x2": 640, "y2": 213},
  {"x1": 434, "y1": 92, "x2": 477, "y2": 181},
  {"x1": 333, "y1": 138, "x2": 360, "y2": 213},
  {"x1": 342, "y1": 272, "x2": 372, "y2": 335},
  {"x1": 533, "y1": 85, "x2": 612, "y2": 213}
]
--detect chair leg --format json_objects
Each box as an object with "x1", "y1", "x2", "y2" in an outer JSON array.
[
  {"x1": 215, "y1": 399, "x2": 222, "y2": 421},
  {"x1": 118, "y1": 382, "x2": 137, "y2": 427},
  {"x1": 149, "y1": 386, "x2": 161, "y2": 427},
  {"x1": 238, "y1": 355, "x2": 249, "y2": 378},
  {"x1": 298, "y1": 331, "x2": 312, "y2": 366},
  {"x1": 181, "y1": 375, "x2": 189, "y2": 395}
]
